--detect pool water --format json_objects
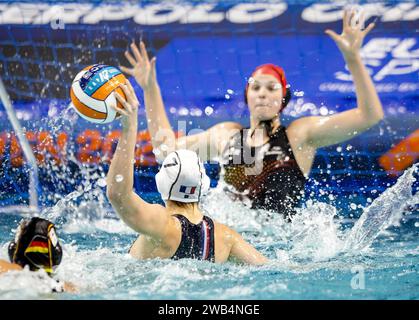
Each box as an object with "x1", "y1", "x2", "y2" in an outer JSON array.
[{"x1": 0, "y1": 165, "x2": 417, "y2": 300}]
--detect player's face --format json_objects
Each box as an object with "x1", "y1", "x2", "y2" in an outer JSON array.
[{"x1": 246, "y1": 72, "x2": 283, "y2": 122}]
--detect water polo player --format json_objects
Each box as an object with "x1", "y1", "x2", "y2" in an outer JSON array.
[
  {"x1": 0, "y1": 217, "x2": 75, "y2": 292},
  {"x1": 120, "y1": 9, "x2": 384, "y2": 217},
  {"x1": 106, "y1": 82, "x2": 267, "y2": 264}
]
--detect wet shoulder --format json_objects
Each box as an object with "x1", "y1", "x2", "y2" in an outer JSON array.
[{"x1": 213, "y1": 221, "x2": 237, "y2": 248}]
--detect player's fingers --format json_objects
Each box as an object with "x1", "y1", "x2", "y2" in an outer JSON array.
[
  {"x1": 120, "y1": 84, "x2": 137, "y2": 109},
  {"x1": 109, "y1": 101, "x2": 129, "y2": 117},
  {"x1": 115, "y1": 90, "x2": 132, "y2": 113},
  {"x1": 131, "y1": 42, "x2": 143, "y2": 64},
  {"x1": 362, "y1": 22, "x2": 375, "y2": 37},
  {"x1": 325, "y1": 29, "x2": 341, "y2": 43},
  {"x1": 119, "y1": 65, "x2": 134, "y2": 76},
  {"x1": 124, "y1": 51, "x2": 137, "y2": 67},
  {"x1": 140, "y1": 41, "x2": 150, "y2": 62},
  {"x1": 150, "y1": 57, "x2": 157, "y2": 75},
  {"x1": 343, "y1": 8, "x2": 349, "y2": 30},
  {"x1": 125, "y1": 81, "x2": 140, "y2": 104}
]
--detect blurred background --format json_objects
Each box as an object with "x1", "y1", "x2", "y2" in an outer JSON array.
[{"x1": 0, "y1": 0, "x2": 417, "y2": 214}]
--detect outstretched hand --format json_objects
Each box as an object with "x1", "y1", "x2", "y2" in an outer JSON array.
[
  {"x1": 325, "y1": 8, "x2": 375, "y2": 61},
  {"x1": 110, "y1": 80, "x2": 140, "y2": 129},
  {"x1": 120, "y1": 41, "x2": 157, "y2": 90}
]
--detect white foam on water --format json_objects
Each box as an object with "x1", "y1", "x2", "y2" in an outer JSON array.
[
  {"x1": 202, "y1": 181, "x2": 346, "y2": 262},
  {"x1": 0, "y1": 267, "x2": 62, "y2": 299},
  {"x1": 1, "y1": 163, "x2": 416, "y2": 299}
]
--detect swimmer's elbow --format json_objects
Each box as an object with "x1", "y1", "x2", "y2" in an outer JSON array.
[
  {"x1": 375, "y1": 109, "x2": 385, "y2": 123},
  {"x1": 106, "y1": 188, "x2": 125, "y2": 204},
  {"x1": 367, "y1": 109, "x2": 384, "y2": 126}
]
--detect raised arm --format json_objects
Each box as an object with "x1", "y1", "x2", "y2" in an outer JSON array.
[
  {"x1": 291, "y1": 8, "x2": 384, "y2": 149},
  {"x1": 106, "y1": 81, "x2": 170, "y2": 239},
  {"x1": 120, "y1": 41, "x2": 241, "y2": 162}
]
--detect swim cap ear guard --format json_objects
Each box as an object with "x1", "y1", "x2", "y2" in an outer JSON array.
[
  {"x1": 156, "y1": 150, "x2": 211, "y2": 203},
  {"x1": 8, "y1": 217, "x2": 63, "y2": 275}
]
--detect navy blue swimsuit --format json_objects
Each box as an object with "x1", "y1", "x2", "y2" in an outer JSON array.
[{"x1": 171, "y1": 214, "x2": 215, "y2": 262}]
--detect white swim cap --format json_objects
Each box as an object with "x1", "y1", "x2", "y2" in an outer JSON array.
[{"x1": 155, "y1": 149, "x2": 211, "y2": 203}]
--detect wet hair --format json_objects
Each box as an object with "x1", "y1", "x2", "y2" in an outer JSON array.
[{"x1": 8, "y1": 217, "x2": 62, "y2": 275}]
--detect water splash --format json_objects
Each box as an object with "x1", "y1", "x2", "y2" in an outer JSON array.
[
  {"x1": 344, "y1": 163, "x2": 418, "y2": 252},
  {"x1": 0, "y1": 267, "x2": 62, "y2": 299}
]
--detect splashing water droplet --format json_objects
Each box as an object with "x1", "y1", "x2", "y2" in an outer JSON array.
[
  {"x1": 97, "y1": 178, "x2": 107, "y2": 188},
  {"x1": 205, "y1": 106, "x2": 213, "y2": 116},
  {"x1": 319, "y1": 107, "x2": 329, "y2": 116}
]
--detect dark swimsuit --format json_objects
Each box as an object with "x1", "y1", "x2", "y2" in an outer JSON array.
[
  {"x1": 222, "y1": 126, "x2": 306, "y2": 216},
  {"x1": 171, "y1": 214, "x2": 215, "y2": 262}
]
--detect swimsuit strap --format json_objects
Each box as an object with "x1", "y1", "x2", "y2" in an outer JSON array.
[{"x1": 171, "y1": 214, "x2": 215, "y2": 262}]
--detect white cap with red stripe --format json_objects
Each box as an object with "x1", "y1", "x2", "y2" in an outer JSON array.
[{"x1": 155, "y1": 149, "x2": 211, "y2": 203}]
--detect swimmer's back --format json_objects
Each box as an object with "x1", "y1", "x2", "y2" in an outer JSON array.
[{"x1": 129, "y1": 214, "x2": 264, "y2": 265}]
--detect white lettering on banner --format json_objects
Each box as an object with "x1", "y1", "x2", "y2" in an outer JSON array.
[
  {"x1": 403, "y1": 6, "x2": 419, "y2": 20},
  {"x1": 393, "y1": 39, "x2": 419, "y2": 59},
  {"x1": 302, "y1": 2, "x2": 418, "y2": 23},
  {"x1": 381, "y1": 3, "x2": 418, "y2": 21},
  {"x1": 374, "y1": 59, "x2": 419, "y2": 81},
  {"x1": 319, "y1": 82, "x2": 417, "y2": 93},
  {"x1": 398, "y1": 83, "x2": 419, "y2": 92},
  {"x1": 134, "y1": 4, "x2": 191, "y2": 25},
  {"x1": 362, "y1": 38, "x2": 400, "y2": 60},
  {"x1": 0, "y1": 2, "x2": 417, "y2": 25},
  {"x1": 83, "y1": 5, "x2": 136, "y2": 24},
  {"x1": 226, "y1": 3, "x2": 287, "y2": 24},
  {"x1": 0, "y1": 4, "x2": 48, "y2": 24},
  {"x1": 0, "y1": 4, "x2": 8, "y2": 13},
  {"x1": 302, "y1": 4, "x2": 341, "y2": 23},
  {"x1": 180, "y1": 4, "x2": 224, "y2": 24},
  {"x1": 33, "y1": 4, "x2": 93, "y2": 24},
  {"x1": 302, "y1": 3, "x2": 385, "y2": 23},
  {"x1": 334, "y1": 38, "x2": 419, "y2": 82}
]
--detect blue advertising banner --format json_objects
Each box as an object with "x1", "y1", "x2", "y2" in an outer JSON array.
[{"x1": 0, "y1": 1, "x2": 417, "y2": 207}]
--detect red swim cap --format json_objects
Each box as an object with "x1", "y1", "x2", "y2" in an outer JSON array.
[{"x1": 245, "y1": 64, "x2": 289, "y2": 111}]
